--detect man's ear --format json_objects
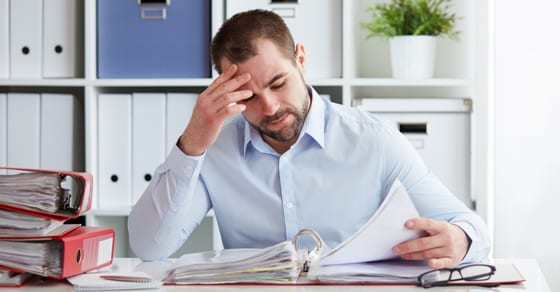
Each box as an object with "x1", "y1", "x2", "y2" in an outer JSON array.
[{"x1": 295, "y1": 43, "x2": 306, "y2": 75}]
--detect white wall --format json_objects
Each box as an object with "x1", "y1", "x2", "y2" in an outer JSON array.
[{"x1": 492, "y1": 0, "x2": 560, "y2": 290}]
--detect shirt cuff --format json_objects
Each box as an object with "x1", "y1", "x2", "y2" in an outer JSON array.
[
  {"x1": 165, "y1": 145, "x2": 204, "y2": 171},
  {"x1": 451, "y1": 216, "x2": 491, "y2": 264},
  {"x1": 163, "y1": 146, "x2": 205, "y2": 205}
]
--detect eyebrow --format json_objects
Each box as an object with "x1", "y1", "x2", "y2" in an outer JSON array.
[{"x1": 264, "y1": 71, "x2": 289, "y2": 88}]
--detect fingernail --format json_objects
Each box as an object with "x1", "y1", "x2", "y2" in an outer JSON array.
[{"x1": 392, "y1": 246, "x2": 401, "y2": 254}]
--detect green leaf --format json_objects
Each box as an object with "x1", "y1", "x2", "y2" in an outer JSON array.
[{"x1": 359, "y1": 0, "x2": 461, "y2": 41}]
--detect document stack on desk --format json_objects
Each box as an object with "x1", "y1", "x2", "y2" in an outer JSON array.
[
  {"x1": 164, "y1": 179, "x2": 430, "y2": 285},
  {"x1": 0, "y1": 167, "x2": 115, "y2": 284}
]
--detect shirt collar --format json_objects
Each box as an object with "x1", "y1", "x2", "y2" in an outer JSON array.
[{"x1": 243, "y1": 85, "x2": 326, "y2": 156}]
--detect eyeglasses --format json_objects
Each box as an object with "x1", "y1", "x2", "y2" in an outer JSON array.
[{"x1": 416, "y1": 263, "x2": 496, "y2": 288}]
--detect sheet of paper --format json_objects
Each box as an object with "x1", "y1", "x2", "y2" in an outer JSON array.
[
  {"x1": 308, "y1": 259, "x2": 432, "y2": 282},
  {"x1": 318, "y1": 179, "x2": 422, "y2": 266}
]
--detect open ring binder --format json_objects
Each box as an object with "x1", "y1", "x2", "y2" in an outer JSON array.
[{"x1": 291, "y1": 228, "x2": 324, "y2": 272}]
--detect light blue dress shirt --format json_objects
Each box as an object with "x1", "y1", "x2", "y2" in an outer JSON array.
[{"x1": 128, "y1": 86, "x2": 490, "y2": 263}]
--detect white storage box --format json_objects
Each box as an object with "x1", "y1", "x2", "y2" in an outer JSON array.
[
  {"x1": 226, "y1": 0, "x2": 342, "y2": 79},
  {"x1": 356, "y1": 98, "x2": 473, "y2": 208}
]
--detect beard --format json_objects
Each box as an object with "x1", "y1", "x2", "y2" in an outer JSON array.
[{"x1": 251, "y1": 93, "x2": 310, "y2": 143}]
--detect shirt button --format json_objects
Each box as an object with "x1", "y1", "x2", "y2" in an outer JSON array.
[{"x1": 286, "y1": 202, "x2": 293, "y2": 209}]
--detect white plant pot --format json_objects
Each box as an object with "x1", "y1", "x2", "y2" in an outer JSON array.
[{"x1": 389, "y1": 35, "x2": 437, "y2": 79}]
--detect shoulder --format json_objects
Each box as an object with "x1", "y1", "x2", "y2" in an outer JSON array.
[{"x1": 326, "y1": 102, "x2": 395, "y2": 135}]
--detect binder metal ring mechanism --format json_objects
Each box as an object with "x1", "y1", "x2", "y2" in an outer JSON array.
[
  {"x1": 138, "y1": 0, "x2": 169, "y2": 20},
  {"x1": 291, "y1": 229, "x2": 324, "y2": 272}
]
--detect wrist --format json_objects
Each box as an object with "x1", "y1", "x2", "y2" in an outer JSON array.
[{"x1": 177, "y1": 136, "x2": 205, "y2": 156}]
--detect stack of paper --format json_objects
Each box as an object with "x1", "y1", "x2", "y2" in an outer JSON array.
[
  {"x1": 164, "y1": 240, "x2": 301, "y2": 284},
  {"x1": 0, "y1": 209, "x2": 64, "y2": 236},
  {"x1": 0, "y1": 167, "x2": 114, "y2": 282},
  {"x1": 0, "y1": 172, "x2": 68, "y2": 213},
  {"x1": 0, "y1": 269, "x2": 33, "y2": 287},
  {"x1": 0, "y1": 167, "x2": 93, "y2": 221},
  {"x1": 307, "y1": 260, "x2": 432, "y2": 283}
]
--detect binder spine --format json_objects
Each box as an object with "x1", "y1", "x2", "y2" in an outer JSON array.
[
  {"x1": 60, "y1": 227, "x2": 114, "y2": 279},
  {"x1": 82, "y1": 232, "x2": 114, "y2": 271}
]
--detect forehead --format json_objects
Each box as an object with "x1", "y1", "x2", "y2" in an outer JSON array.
[{"x1": 221, "y1": 39, "x2": 293, "y2": 85}]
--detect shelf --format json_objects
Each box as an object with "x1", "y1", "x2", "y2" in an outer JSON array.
[
  {"x1": 0, "y1": 78, "x2": 216, "y2": 88},
  {"x1": 92, "y1": 78, "x2": 215, "y2": 87},
  {"x1": 0, "y1": 78, "x2": 86, "y2": 87},
  {"x1": 306, "y1": 78, "x2": 345, "y2": 86},
  {"x1": 350, "y1": 78, "x2": 472, "y2": 87}
]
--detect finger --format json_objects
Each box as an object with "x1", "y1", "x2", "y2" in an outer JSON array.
[
  {"x1": 401, "y1": 252, "x2": 456, "y2": 269},
  {"x1": 393, "y1": 235, "x2": 444, "y2": 256},
  {"x1": 404, "y1": 218, "x2": 444, "y2": 236},
  {"x1": 398, "y1": 245, "x2": 449, "y2": 261},
  {"x1": 398, "y1": 247, "x2": 460, "y2": 269},
  {"x1": 207, "y1": 64, "x2": 238, "y2": 91},
  {"x1": 204, "y1": 64, "x2": 251, "y2": 103},
  {"x1": 217, "y1": 103, "x2": 247, "y2": 117},
  {"x1": 209, "y1": 73, "x2": 252, "y2": 104},
  {"x1": 214, "y1": 89, "x2": 253, "y2": 110},
  {"x1": 210, "y1": 90, "x2": 253, "y2": 120},
  {"x1": 201, "y1": 64, "x2": 240, "y2": 103}
]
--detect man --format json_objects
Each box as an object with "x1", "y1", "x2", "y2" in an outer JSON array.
[{"x1": 128, "y1": 9, "x2": 490, "y2": 269}]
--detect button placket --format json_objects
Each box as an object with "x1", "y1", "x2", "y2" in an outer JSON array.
[{"x1": 278, "y1": 153, "x2": 298, "y2": 239}]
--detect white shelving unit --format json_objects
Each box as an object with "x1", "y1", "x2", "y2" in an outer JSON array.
[{"x1": 0, "y1": 0, "x2": 489, "y2": 257}]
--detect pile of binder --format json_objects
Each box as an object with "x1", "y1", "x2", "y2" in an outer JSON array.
[{"x1": 0, "y1": 167, "x2": 115, "y2": 287}]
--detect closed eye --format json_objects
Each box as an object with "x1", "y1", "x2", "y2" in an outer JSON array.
[{"x1": 271, "y1": 81, "x2": 286, "y2": 90}]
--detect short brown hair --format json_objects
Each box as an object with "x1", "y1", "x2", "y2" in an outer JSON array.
[{"x1": 211, "y1": 9, "x2": 296, "y2": 74}]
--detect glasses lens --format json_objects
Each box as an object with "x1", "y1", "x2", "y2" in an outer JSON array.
[
  {"x1": 420, "y1": 270, "x2": 452, "y2": 285},
  {"x1": 461, "y1": 265, "x2": 493, "y2": 280}
]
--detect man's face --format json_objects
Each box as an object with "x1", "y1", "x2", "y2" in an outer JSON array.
[{"x1": 221, "y1": 39, "x2": 310, "y2": 149}]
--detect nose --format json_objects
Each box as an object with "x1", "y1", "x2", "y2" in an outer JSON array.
[{"x1": 259, "y1": 92, "x2": 280, "y2": 116}]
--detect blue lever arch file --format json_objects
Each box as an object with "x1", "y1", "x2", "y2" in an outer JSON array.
[{"x1": 97, "y1": 0, "x2": 211, "y2": 78}]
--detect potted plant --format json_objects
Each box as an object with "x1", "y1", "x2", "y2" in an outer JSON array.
[{"x1": 360, "y1": 0, "x2": 460, "y2": 79}]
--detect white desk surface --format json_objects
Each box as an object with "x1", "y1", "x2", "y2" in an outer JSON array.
[{"x1": 4, "y1": 258, "x2": 551, "y2": 292}]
